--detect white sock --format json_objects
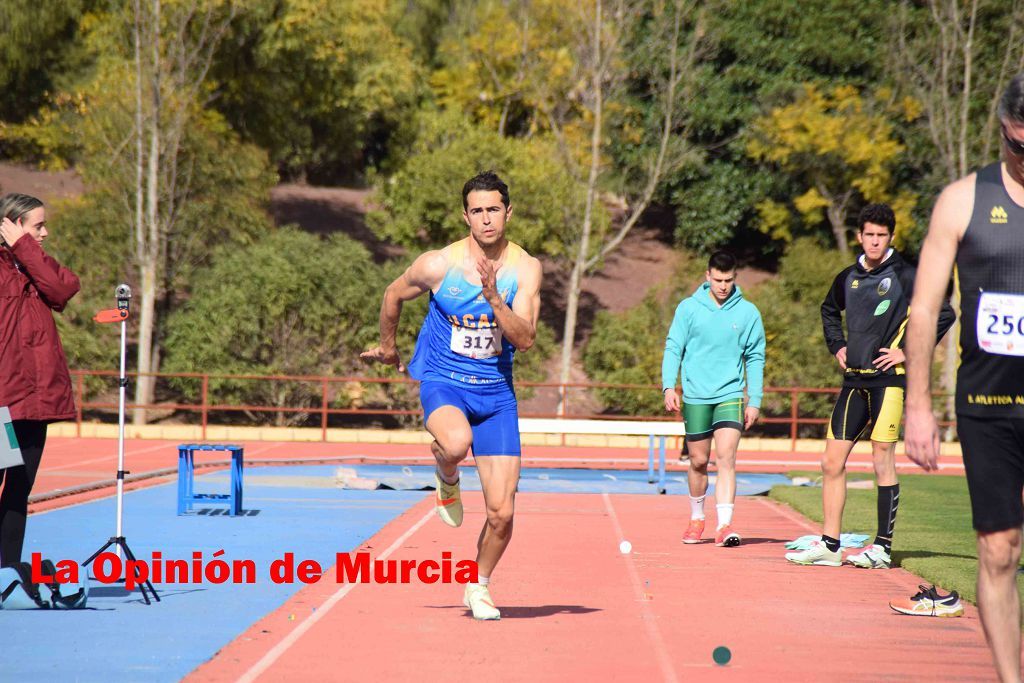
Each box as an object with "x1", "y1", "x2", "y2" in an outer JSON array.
[
  {"x1": 438, "y1": 467, "x2": 459, "y2": 485},
  {"x1": 716, "y1": 503, "x2": 734, "y2": 529},
  {"x1": 477, "y1": 575, "x2": 490, "y2": 586},
  {"x1": 689, "y1": 495, "x2": 706, "y2": 520}
]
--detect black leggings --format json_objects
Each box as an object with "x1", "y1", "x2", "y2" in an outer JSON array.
[{"x1": 0, "y1": 420, "x2": 47, "y2": 567}]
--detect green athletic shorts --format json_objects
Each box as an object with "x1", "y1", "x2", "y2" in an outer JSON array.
[{"x1": 682, "y1": 398, "x2": 744, "y2": 442}]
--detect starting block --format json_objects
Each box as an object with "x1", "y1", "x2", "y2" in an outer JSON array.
[{"x1": 177, "y1": 444, "x2": 244, "y2": 516}]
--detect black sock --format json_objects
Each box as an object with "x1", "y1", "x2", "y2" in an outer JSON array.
[
  {"x1": 874, "y1": 483, "x2": 900, "y2": 554},
  {"x1": 821, "y1": 535, "x2": 841, "y2": 553}
]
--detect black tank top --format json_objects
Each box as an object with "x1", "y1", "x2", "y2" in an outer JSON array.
[{"x1": 956, "y1": 162, "x2": 1024, "y2": 418}]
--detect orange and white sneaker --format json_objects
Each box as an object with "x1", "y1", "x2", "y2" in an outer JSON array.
[
  {"x1": 682, "y1": 519, "x2": 705, "y2": 544},
  {"x1": 889, "y1": 584, "x2": 964, "y2": 617},
  {"x1": 435, "y1": 472, "x2": 463, "y2": 527},
  {"x1": 715, "y1": 525, "x2": 741, "y2": 547},
  {"x1": 464, "y1": 583, "x2": 501, "y2": 620}
]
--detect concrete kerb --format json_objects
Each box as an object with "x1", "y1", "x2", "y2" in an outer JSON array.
[{"x1": 47, "y1": 421, "x2": 966, "y2": 457}]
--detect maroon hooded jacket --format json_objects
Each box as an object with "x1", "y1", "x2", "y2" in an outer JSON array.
[{"x1": 0, "y1": 236, "x2": 80, "y2": 422}]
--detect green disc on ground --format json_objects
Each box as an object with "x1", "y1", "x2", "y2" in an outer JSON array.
[{"x1": 712, "y1": 646, "x2": 731, "y2": 665}]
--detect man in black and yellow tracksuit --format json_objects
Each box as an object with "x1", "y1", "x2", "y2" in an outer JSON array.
[{"x1": 785, "y1": 203, "x2": 955, "y2": 569}]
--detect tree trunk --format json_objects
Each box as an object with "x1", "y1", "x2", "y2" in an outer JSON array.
[
  {"x1": 134, "y1": 260, "x2": 158, "y2": 424},
  {"x1": 826, "y1": 203, "x2": 849, "y2": 254},
  {"x1": 134, "y1": 0, "x2": 161, "y2": 425},
  {"x1": 558, "y1": 260, "x2": 585, "y2": 415},
  {"x1": 557, "y1": 0, "x2": 603, "y2": 416},
  {"x1": 133, "y1": 0, "x2": 144, "y2": 277}
]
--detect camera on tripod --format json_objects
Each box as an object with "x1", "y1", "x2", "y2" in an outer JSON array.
[
  {"x1": 84, "y1": 280, "x2": 159, "y2": 604},
  {"x1": 116, "y1": 284, "x2": 131, "y2": 312}
]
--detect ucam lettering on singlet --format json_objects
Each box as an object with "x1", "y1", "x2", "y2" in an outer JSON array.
[{"x1": 446, "y1": 313, "x2": 494, "y2": 328}]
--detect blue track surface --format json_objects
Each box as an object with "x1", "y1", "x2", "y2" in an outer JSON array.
[
  {"x1": 4, "y1": 465, "x2": 791, "y2": 681},
  {"x1": 5, "y1": 466, "x2": 425, "y2": 682},
  {"x1": 333, "y1": 464, "x2": 791, "y2": 497}
]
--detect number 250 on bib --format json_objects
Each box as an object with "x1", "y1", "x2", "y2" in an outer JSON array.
[{"x1": 977, "y1": 292, "x2": 1024, "y2": 357}]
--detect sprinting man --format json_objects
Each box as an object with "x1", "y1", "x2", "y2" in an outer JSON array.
[
  {"x1": 361, "y1": 171, "x2": 542, "y2": 620},
  {"x1": 785, "y1": 204, "x2": 954, "y2": 569},
  {"x1": 904, "y1": 73, "x2": 1024, "y2": 680},
  {"x1": 662, "y1": 250, "x2": 765, "y2": 547}
]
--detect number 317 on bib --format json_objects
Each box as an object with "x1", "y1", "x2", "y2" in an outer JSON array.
[{"x1": 450, "y1": 325, "x2": 503, "y2": 359}]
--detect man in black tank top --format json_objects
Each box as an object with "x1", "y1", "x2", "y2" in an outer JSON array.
[{"x1": 905, "y1": 73, "x2": 1024, "y2": 681}]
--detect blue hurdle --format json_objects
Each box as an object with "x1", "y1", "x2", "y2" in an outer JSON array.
[{"x1": 177, "y1": 444, "x2": 244, "y2": 516}]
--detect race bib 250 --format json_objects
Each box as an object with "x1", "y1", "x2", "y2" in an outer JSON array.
[{"x1": 977, "y1": 292, "x2": 1024, "y2": 357}]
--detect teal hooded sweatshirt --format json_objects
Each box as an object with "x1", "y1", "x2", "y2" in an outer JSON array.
[{"x1": 661, "y1": 282, "x2": 766, "y2": 408}]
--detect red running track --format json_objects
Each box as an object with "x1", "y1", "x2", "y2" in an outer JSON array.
[
  {"x1": 183, "y1": 492, "x2": 1002, "y2": 682},
  {"x1": 20, "y1": 436, "x2": 1005, "y2": 681},
  {"x1": 30, "y1": 436, "x2": 964, "y2": 514}
]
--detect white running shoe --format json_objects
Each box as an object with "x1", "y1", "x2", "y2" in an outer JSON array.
[
  {"x1": 784, "y1": 540, "x2": 842, "y2": 566},
  {"x1": 434, "y1": 472, "x2": 463, "y2": 528},
  {"x1": 846, "y1": 543, "x2": 892, "y2": 569},
  {"x1": 463, "y1": 583, "x2": 501, "y2": 620}
]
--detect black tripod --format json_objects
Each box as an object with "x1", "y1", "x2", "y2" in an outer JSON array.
[{"x1": 83, "y1": 284, "x2": 160, "y2": 604}]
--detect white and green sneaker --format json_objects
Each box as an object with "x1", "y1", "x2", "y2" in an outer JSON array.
[
  {"x1": 846, "y1": 543, "x2": 892, "y2": 569},
  {"x1": 463, "y1": 583, "x2": 501, "y2": 620},
  {"x1": 784, "y1": 540, "x2": 842, "y2": 566}
]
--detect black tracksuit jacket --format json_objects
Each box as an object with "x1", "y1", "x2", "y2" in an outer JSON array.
[{"x1": 821, "y1": 250, "x2": 956, "y2": 388}]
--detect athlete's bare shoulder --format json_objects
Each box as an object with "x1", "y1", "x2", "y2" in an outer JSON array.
[
  {"x1": 510, "y1": 242, "x2": 542, "y2": 289},
  {"x1": 931, "y1": 172, "x2": 976, "y2": 242},
  {"x1": 518, "y1": 249, "x2": 542, "y2": 278},
  {"x1": 407, "y1": 247, "x2": 450, "y2": 291}
]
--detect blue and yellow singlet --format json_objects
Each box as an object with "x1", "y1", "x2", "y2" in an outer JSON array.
[{"x1": 408, "y1": 239, "x2": 524, "y2": 385}]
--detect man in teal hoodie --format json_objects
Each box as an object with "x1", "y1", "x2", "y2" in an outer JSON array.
[{"x1": 662, "y1": 250, "x2": 766, "y2": 547}]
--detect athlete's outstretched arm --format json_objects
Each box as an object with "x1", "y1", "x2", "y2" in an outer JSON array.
[
  {"x1": 360, "y1": 250, "x2": 446, "y2": 371},
  {"x1": 479, "y1": 254, "x2": 541, "y2": 351},
  {"x1": 904, "y1": 178, "x2": 972, "y2": 471}
]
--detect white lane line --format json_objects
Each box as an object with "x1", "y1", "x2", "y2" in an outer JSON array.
[
  {"x1": 601, "y1": 493, "x2": 678, "y2": 683},
  {"x1": 236, "y1": 506, "x2": 434, "y2": 683},
  {"x1": 755, "y1": 497, "x2": 818, "y2": 533}
]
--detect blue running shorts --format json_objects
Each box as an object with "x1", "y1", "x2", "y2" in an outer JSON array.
[{"x1": 419, "y1": 380, "x2": 521, "y2": 457}]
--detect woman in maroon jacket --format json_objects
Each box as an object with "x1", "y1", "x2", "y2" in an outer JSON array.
[{"x1": 0, "y1": 193, "x2": 80, "y2": 567}]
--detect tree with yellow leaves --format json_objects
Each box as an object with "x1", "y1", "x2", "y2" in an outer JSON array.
[
  {"x1": 431, "y1": 0, "x2": 579, "y2": 138},
  {"x1": 747, "y1": 84, "x2": 919, "y2": 253}
]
